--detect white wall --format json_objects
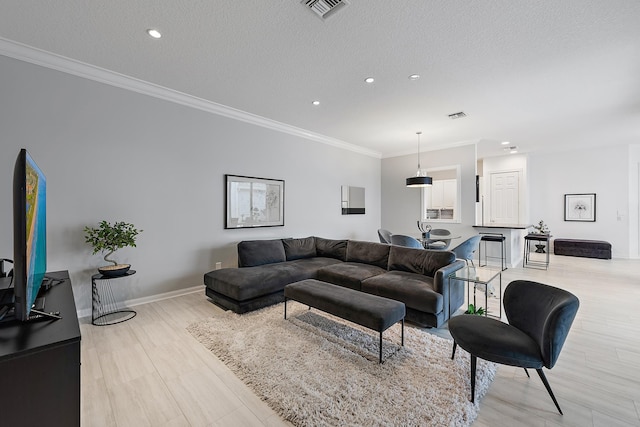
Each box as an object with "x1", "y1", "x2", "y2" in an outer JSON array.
[
  {"x1": 628, "y1": 144, "x2": 640, "y2": 258},
  {"x1": 0, "y1": 55, "x2": 381, "y2": 313},
  {"x1": 381, "y1": 144, "x2": 477, "y2": 239},
  {"x1": 528, "y1": 145, "x2": 630, "y2": 258}
]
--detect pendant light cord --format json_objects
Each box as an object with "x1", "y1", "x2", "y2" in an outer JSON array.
[{"x1": 416, "y1": 131, "x2": 422, "y2": 173}]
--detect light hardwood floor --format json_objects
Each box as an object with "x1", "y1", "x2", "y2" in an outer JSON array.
[{"x1": 81, "y1": 255, "x2": 640, "y2": 426}]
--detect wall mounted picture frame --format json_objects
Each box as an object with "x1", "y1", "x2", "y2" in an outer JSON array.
[
  {"x1": 225, "y1": 174, "x2": 284, "y2": 228},
  {"x1": 341, "y1": 185, "x2": 365, "y2": 215},
  {"x1": 564, "y1": 193, "x2": 596, "y2": 222}
]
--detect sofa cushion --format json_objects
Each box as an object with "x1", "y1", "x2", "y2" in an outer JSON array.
[
  {"x1": 346, "y1": 240, "x2": 391, "y2": 269},
  {"x1": 316, "y1": 262, "x2": 387, "y2": 291},
  {"x1": 315, "y1": 237, "x2": 348, "y2": 261},
  {"x1": 283, "y1": 236, "x2": 317, "y2": 260},
  {"x1": 362, "y1": 270, "x2": 443, "y2": 315},
  {"x1": 237, "y1": 239, "x2": 286, "y2": 267},
  {"x1": 388, "y1": 246, "x2": 455, "y2": 277},
  {"x1": 205, "y1": 258, "x2": 341, "y2": 301}
]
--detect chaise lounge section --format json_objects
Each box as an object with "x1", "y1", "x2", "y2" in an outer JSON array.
[{"x1": 204, "y1": 236, "x2": 465, "y2": 328}]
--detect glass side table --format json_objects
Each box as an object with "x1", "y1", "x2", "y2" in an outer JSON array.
[
  {"x1": 91, "y1": 270, "x2": 137, "y2": 326},
  {"x1": 448, "y1": 266, "x2": 502, "y2": 319}
]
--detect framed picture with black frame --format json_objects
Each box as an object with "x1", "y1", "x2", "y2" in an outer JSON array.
[
  {"x1": 564, "y1": 193, "x2": 596, "y2": 222},
  {"x1": 225, "y1": 174, "x2": 284, "y2": 228}
]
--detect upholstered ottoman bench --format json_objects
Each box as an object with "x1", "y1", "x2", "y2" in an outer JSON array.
[
  {"x1": 553, "y1": 239, "x2": 612, "y2": 259},
  {"x1": 284, "y1": 279, "x2": 405, "y2": 363}
]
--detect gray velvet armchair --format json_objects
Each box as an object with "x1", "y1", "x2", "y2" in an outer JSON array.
[{"x1": 448, "y1": 280, "x2": 579, "y2": 414}]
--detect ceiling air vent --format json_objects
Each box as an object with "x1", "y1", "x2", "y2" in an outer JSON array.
[
  {"x1": 448, "y1": 111, "x2": 467, "y2": 119},
  {"x1": 301, "y1": 0, "x2": 350, "y2": 19}
]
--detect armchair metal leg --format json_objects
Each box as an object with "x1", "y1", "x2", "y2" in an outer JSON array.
[
  {"x1": 451, "y1": 341, "x2": 457, "y2": 359},
  {"x1": 536, "y1": 368, "x2": 563, "y2": 415},
  {"x1": 470, "y1": 355, "x2": 477, "y2": 403}
]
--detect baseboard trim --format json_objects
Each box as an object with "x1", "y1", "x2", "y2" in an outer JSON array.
[{"x1": 77, "y1": 285, "x2": 203, "y2": 320}]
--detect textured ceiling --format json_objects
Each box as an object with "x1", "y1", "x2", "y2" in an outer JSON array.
[{"x1": 0, "y1": 0, "x2": 638, "y2": 158}]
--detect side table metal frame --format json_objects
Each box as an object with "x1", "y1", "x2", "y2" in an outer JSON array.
[
  {"x1": 523, "y1": 234, "x2": 551, "y2": 270},
  {"x1": 91, "y1": 270, "x2": 137, "y2": 326},
  {"x1": 448, "y1": 266, "x2": 502, "y2": 319}
]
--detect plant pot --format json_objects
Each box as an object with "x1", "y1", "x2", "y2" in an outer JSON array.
[{"x1": 98, "y1": 264, "x2": 131, "y2": 277}]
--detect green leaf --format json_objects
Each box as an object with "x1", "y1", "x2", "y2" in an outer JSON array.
[{"x1": 84, "y1": 220, "x2": 142, "y2": 264}]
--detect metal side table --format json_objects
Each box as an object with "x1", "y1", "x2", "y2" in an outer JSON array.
[
  {"x1": 524, "y1": 233, "x2": 552, "y2": 269},
  {"x1": 448, "y1": 266, "x2": 502, "y2": 319},
  {"x1": 91, "y1": 270, "x2": 137, "y2": 325}
]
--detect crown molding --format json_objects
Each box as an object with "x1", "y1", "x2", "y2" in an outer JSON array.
[
  {"x1": 382, "y1": 139, "x2": 479, "y2": 159},
  {"x1": 0, "y1": 37, "x2": 382, "y2": 159}
]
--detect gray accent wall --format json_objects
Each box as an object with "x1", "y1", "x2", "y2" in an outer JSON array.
[
  {"x1": 0, "y1": 55, "x2": 381, "y2": 313},
  {"x1": 381, "y1": 144, "x2": 477, "y2": 238}
]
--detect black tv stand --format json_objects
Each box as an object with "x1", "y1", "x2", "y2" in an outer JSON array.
[
  {"x1": 0, "y1": 270, "x2": 80, "y2": 426},
  {"x1": 0, "y1": 276, "x2": 64, "y2": 323}
]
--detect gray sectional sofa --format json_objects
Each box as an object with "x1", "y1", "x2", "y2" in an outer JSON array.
[{"x1": 204, "y1": 236, "x2": 465, "y2": 328}]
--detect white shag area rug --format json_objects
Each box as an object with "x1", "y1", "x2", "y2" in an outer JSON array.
[{"x1": 187, "y1": 302, "x2": 496, "y2": 427}]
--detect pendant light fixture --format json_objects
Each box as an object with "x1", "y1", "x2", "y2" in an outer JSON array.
[{"x1": 406, "y1": 131, "x2": 432, "y2": 187}]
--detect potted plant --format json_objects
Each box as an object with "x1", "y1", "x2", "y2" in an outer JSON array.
[
  {"x1": 464, "y1": 303, "x2": 486, "y2": 316},
  {"x1": 84, "y1": 220, "x2": 142, "y2": 277},
  {"x1": 532, "y1": 220, "x2": 550, "y2": 234}
]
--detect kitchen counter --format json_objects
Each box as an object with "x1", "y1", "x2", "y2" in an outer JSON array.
[{"x1": 473, "y1": 225, "x2": 532, "y2": 268}]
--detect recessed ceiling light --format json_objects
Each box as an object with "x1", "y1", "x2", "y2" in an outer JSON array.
[
  {"x1": 146, "y1": 29, "x2": 162, "y2": 39},
  {"x1": 312, "y1": 100, "x2": 320, "y2": 106},
  {"x1": 408, "y1": 74, "x2": 420, "y2": 80},
  {"x1": 501, "y1": 141, "x2": 510, "y2": 145},
  {"x1": 364, "y1": 77, "x2": 375, "y2": 83}
]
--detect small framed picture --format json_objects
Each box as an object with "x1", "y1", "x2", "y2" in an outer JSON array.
[
  {"x1": 564, "y1": 193, "x2": 596, "y2": 222},
  {"x1": 225, "y1": 174, "x2": 284, "y2": 228}
]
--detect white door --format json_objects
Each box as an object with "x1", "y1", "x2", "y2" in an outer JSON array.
[{"x1": 490, "y1": 171, "x2": 520, "y2": 224}]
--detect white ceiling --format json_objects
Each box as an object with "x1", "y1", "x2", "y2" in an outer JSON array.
[{"x1": 0, "y1": 0, "x2": 638, "y2": 159}]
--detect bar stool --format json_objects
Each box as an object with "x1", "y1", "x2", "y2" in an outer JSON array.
[
  {"x1": 523, "y1": 234, "x2": 552, "y2": 269},
  {"x1": 478, "y1": 233, "x2": 507, "y2": 271}
]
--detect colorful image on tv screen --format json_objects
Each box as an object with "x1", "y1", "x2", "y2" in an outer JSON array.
[{"x1": 25, "y1": 152, "x2": 46, "y2": 312}]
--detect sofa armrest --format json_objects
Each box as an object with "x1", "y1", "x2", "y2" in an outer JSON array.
[
  {"x1": 434, "y1": 259, "x2": 466, "y2": 320},
  {"x1": 434, "y1": 259, "x2": 465, "y2": 295}
]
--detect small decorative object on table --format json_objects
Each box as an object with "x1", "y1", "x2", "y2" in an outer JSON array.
[
  {"x1": 84, "y1": 220, "x2": 142, "y2": 277},
  {"x1": 418, "y1": 221, "x2": 432, "y2": 238},
  {"x1": 531, "y1": 220, "x2": 550, "y2": 253},
  {"x1": 532, "y1": 220, "x2": 550, "y2": 234}
]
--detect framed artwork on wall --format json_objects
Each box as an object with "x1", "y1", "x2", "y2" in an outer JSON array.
[
  {"x1": 225, "y1": 174, "x2": 284, "y2": 228},
  {"x1": 564, "y1": 193, "x2": 596, "y2": 222}
]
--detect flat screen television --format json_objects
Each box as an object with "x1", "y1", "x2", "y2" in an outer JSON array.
[{"x1": 11, "y1": 148, "x2": 47, "y2": 321}]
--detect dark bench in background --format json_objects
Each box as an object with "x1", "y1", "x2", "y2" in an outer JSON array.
[{"x1": 554, "y1": 239, "x2": 611, "y2": 259}]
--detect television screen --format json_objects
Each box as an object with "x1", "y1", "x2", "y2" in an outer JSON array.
[{"x1": 13, "y1": 149, "x2": 47, "y2": 321}]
